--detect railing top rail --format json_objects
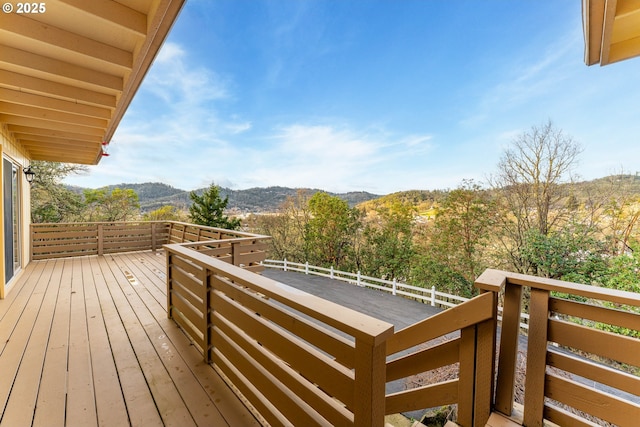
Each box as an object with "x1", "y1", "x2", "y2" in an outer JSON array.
[
  {"x1": 178, "y1": 236, "x2": 271, "y2": 247},
  {"x1": 31, "y1": 220, "x2": 268, "y2": 236},
  {"x1": 476, "y1": 268, "x2": 640, "y2": 307},
  {"x1": 31, "y1": 220, "x2": 165, "y2": 227},
  {"x1": 166, "y1": 243, "x2": 394, "y2": 344},
  {"x1": 166, "y1": 221, "x2": 271, "y2": 239}
]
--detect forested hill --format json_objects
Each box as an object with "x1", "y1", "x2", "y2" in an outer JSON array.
[
  {"x1": 72, "y1": 182, "x2": 381, "y2": 213},
  {"x1": 70, "y1": 174, "x2": 640, "y2": 214}
]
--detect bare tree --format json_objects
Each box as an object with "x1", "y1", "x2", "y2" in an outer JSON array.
[{"x1": 490, "y1": 121, "x2": 583, "y2": 273}]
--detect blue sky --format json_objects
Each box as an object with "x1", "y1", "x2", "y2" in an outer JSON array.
[{"x1": 65, "y1": 0, "x2": 640, "y2": 194}]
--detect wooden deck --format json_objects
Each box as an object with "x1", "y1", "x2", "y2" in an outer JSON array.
[{"x1": 0, "y1": 250, "x2": 259, "y2": 427}]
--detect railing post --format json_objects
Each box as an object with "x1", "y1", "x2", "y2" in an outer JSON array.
[
  {"x1": 494, "y1": 281, "x2": 523, "y2": 417},
  {"x1": 29, "y1": 224, "x2": 34, "y2": 262},
  {"x1": 431, "y1": 286, "x2": 436, "y2": 306},
  {"x1": 392, "y1": 278, "x2": 397, "y2": 295},
  {"x1": 358, "y1": 271, "x2": 362, "y2": 287},
  {"x1": 231, "y1": 241, "x2": 241, "y2": 266},
  {"x1": 202, "y1": 264, "x2": 212, "y2": 363},
  {"x1": 330, "y1": 266, "x2": 334, "y2": 279},
  {"x1": 353, "y1": 336, "x2": 389, "y2": 427},
  {"x1": 305, "y1": 261, "x2": 309, "y2": 274},
  {"x1": 523, "y1": 288, "x2": 550, "y2": 426},
  {"x1": 474, "y1": 293, "x2": 498, "y2": 427},
  {"x1": 166, "y1": 249, "x2": 173, "y2": 319},
  {"x1": 284, "y1": 258, "x2": 288, "y2": 272},
  {"x1": 458, "y1": 325, "x2": 477, "y2": 427},
  {"x1": 97, "y1": 223, "x2": 104, "y2": 256},
  {"x1": 151, "y1": 222, "x2": 157, "y2": 251}
]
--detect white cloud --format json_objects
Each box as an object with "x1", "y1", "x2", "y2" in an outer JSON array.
[{"x1": 64, "y1": 42, "x2": 457, "y2": 194}]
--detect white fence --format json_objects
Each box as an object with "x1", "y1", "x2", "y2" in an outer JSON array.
[{"x1": 262, "y1": 259, "x2": 530, "y2": 330}]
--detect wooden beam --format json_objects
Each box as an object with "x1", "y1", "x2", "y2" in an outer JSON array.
[
  {"x1": 600, "y1": 0, "x2": 618, "y2": 65},
  {"x1": 57, "y1": 0, "x2": 147, "y2": 36},
  {"x1": 616, "y1": 0, "x2": 640, "y2": 17},
  {"x1": 25, "y1": 146, "x2": 100, "y2": 158},
  {"x1": 610, "y1": 8, "x2": 640, "y2": 44},
  {"x1": 30, "y1": 151, "x2": 99, "y2": 164},
  {"x1": 8, "y1": 126, "x2": 102, "y2": 142},
  {"x1": 0, "y1": 114, "x2": 104, "y2": 136},
  {"x1": 609, "y1": 37, "x2": 640, "y2": 63},
  {"x1": 20, "y1": 138, "x2": 99, "y2": 151},
  {"x1": 0, "y1": 88, "x2": 112, "y2": 119},
  {"x1": 0, "y1": 45, "x2": 123, "y2": 92},
  {"x1": 583, "y1": 0, "x2": 606, "y2": 65},
  {"x1": 0, "y1": 13, "x2": 132, "y2": 70},
  {"x1": 14, "y1": 134, "x2": 100, "y2": 147},
  {"x1": 0, "y1": 70, "x2": 116, "y2": 108},
  {"x1": 0, "y1": 103, "x2": 108, "y2": 129}
]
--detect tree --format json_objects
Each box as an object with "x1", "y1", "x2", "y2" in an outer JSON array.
[
  {"x1": 143, "y1": 205, "x2": 185, "y2": 221},
  {"x1": 600, "y1": 174, "x2": 640, "y2": 255},
  {"x1": 412, "y1": 180, "x2": 495, "y2": 297},
  {"x1": 304, "y1": 192, "x2": 360, "y2": 268},
  {"x1": 360, "y1": 196, "x2": 415, "y2": 281},
  {"x1": 520, "y1": 226, "x2": 608, "y2": 283},
  {"x1": 83, "y1": 188, "x2": 140, "y2": 221},
  {"x1": 254, "y1": 190, "x2": 312, "y2": 261},
  {"x1": 189, "y1": 184, "x2": 240, "y2": 230},
  {"x1": 490, "y1": 121, "x2": 583, "y2": 274},
  {"x1": 30, "y1": 161, "x2": 87, "y2": 223}
]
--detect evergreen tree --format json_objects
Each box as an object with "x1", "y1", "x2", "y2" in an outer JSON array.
[{"x1": 189, "y1": 184, "x2": 241, "y2": 230}]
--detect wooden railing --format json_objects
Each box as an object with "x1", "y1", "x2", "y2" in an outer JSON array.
[
  {"x1": 385, "y1": 291, "x2": 498, "y2": 426},
  {"x1": 165, "y1": 243, "x2": 394, "y2": 426},
  {"x1": 476, "y1": 269, "x2": 640, "y2": 427},
  {"x1": 34, "y1": 222, "x2": 638, "y2": 426},
  {"x1": 166, "y1": 243, "x2": 640, "y2": 426},
  {"x1": 31, "y1": 221, "x2": 170, "y2": 259},
  {"x1": 30, "y1": 221, "x2": 270, "y2": 268}
]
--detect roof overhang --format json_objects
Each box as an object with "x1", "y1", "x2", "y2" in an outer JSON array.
[
  {"x1": 0, "y1": 0, "x2": 186, "y2": 164},
  {"x1": 583, "y1": 0, "x2": 640, "y2": 66}
]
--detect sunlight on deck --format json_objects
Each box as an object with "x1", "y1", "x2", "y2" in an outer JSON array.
[{"x1": 0, "y1": 251, "x2": 258, "y2": 427}]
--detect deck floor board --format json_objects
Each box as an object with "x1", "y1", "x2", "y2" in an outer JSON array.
[
  {"x1": 1, "y1": 260, "x2": 60, "y2": 427},
  {"x1": 34, "y1": 259, "x2": 73, "y2": 427},
  {"x1": 0, "y1": 251, "x2": 259, "y2": 427}
]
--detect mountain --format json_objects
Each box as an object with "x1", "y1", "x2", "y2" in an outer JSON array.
[{"x1": 75, "y1": 182, "x2": 382, "y2": 213}]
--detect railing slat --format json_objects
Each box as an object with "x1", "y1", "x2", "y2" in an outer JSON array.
[
  {"x1": 545, "y1": 373, "x2": 640, "y2": 426},
  {"x1": 549, "y1": 318, "x2": 640, "y2": 366},
  {"x1": 213, "y1": 314, "x2": 354, "y2": 426},
  {"x1": 212, "y1": 348, "x2": 291, "y2": 427},
  {"x1": 387, "y1": 292, "x2": 494, "y2": 355},
  {"x1": 543, "y1": 405, "x2": 596, "y2": 427},
  {"x1": 386, "y1": 339, "x2": 459, "y2": 382},
  {"x1": 385, "y1": 380, "x2": 458, "y2": 415},
  {"x1": 212, "y1": 272, "x2": 356, "y2": 368},
  {"x1": 524, "y1": 288, "x2": 550, "y2": 427},
  {"x1": 550, "y1": 297, "x2": 639, "y2": 331},
  {"x1": 212, "y1": 322, "x2": 329, "y2": 427},
  {"x1": 212, "y1": 287, "x2": 356, "y2": 407},
  {"x1": 547, "y1": 350, "x2": 640, "y2": 397}
]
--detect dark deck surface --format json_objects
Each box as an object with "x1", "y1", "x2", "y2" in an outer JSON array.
[{"x1": 263, "y1": 268, "x2": 442, "y2": 330}]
